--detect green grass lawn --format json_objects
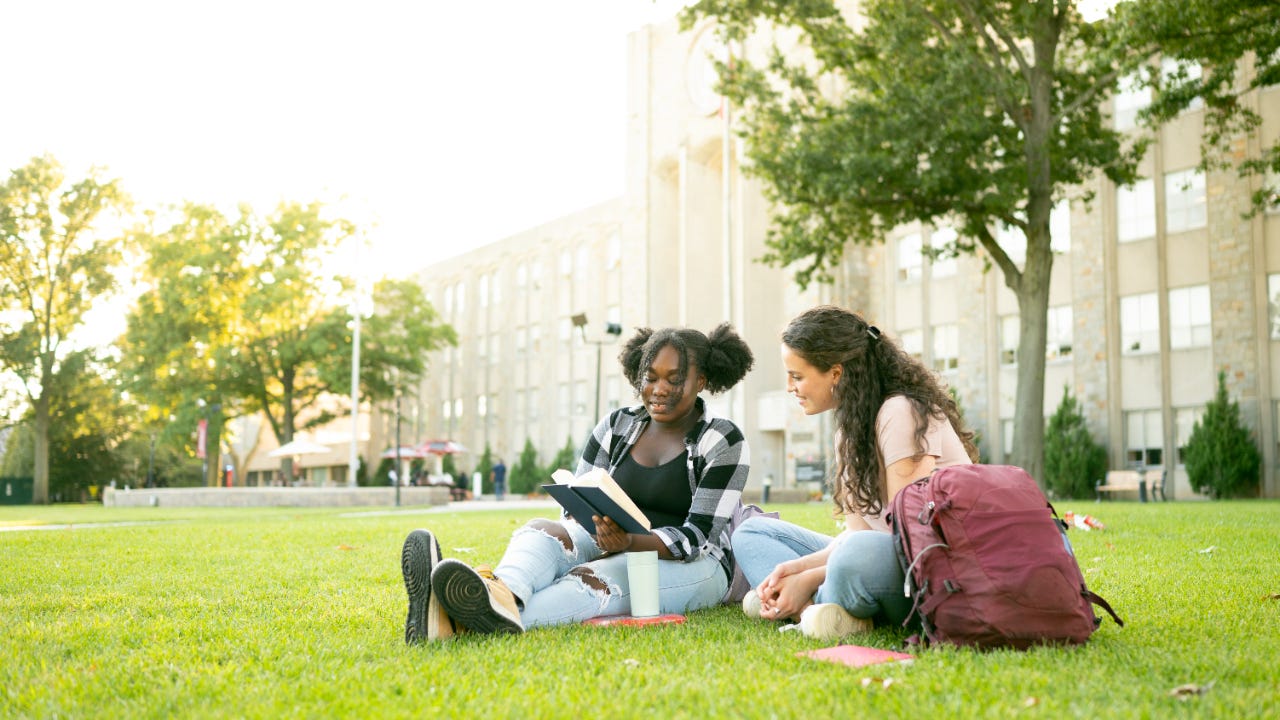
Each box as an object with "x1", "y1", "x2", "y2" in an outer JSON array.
[{"x1": 2, "y1": 499, "x2": 1277, "y2": 719}]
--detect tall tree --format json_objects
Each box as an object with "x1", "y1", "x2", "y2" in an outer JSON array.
[
  {"x1": 123, "y1": 202, "x2": 455, "y2": 482},
  {"x1": 684, "y1": 0, "x2": 1149, "y2": 479},
  {"x1": 0, "y1": 156, "x2": 128, "y2": 503}
]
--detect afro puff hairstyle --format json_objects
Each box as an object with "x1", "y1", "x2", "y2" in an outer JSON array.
[{"x1": 617, "y1": 323, "x2": 754, "y2": 396}]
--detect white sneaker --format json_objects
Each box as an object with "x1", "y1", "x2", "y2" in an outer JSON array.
[
  {"x1": 798, "y1": 603, "x2": 872, "y2": 640},
  {"x1": 742, "y1": 590, "x2": 763, "y2": 619}
]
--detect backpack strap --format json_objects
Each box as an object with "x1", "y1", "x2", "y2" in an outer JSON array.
[{"x1": 1084, "y1": 589, "x2": 1125, "y2": 627}]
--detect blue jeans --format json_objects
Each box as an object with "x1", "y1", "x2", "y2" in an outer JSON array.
[
  {"x1": 493, "y1": 518, "x2": 728, "y2": 628},
  {"x1": 732, "y1": 515, "x2": 912, "y2": 626}
]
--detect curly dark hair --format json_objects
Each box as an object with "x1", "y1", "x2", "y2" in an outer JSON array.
[
  {"x1": 782, "y1": 305, "x2": 978, "y2": 517},
  {"x1": 618, "y1": 323, "x2": 754, "y2": 395}
]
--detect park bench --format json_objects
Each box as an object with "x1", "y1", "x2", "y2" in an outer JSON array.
[{"x1": 1095, "y1": 469, "x2": 1166, "y2": 502}]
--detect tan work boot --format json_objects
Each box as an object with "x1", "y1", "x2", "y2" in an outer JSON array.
[
  {"x1": 432, "y1": 560, "x2": 524, "y2": 635},
  {"x1": 401, "y1": 529, "x2": 461, "y2": 643},
  {"x1": 798, "y1": 603, "x2": 873, "y2": 640}
]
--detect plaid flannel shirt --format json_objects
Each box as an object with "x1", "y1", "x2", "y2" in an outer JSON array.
[{"x1": 574, "y1": 397, "x2": 750, "y2": 578}]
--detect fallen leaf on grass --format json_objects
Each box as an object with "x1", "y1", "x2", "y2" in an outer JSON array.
[
  {"x1": 452, "y1": 547, "x2": 475, "y2": 554},
  {"x1": 1263, "y1": 593, "x2": 1280, "y2": 601},
  {"x1": 1169, "y1": 681, "x2": 1214, "y2": 700},
  {"x1": 1022, "y1": 697, "x2": 1039, "y2": 708},
  {"x1": 1196, "y1": 546, "x2": 1218, "y2": 554},
  {"x1": 623, "y1": 658, "x2": 640, "y2": 668},
  {"x1": 336, "y1": 544, "x2": 358, "y2": 551},
  {"x1": 859, "y1": 677, "x2": 896, "y2": 689}
]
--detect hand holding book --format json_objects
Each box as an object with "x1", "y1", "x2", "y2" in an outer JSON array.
[{"x1": 543, "y1": 468, "x2": 651, "y2": 536}]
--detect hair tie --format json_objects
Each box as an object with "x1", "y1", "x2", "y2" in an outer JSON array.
[{"x1": 867, "y1": 325, "x2": 881, "y2": 340}]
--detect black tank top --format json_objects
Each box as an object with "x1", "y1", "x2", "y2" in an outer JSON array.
[{"x1": 611, "y1": 451, "x2": 692, "y2": 529}]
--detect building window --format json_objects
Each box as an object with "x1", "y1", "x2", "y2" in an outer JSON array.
[
  {"x1": 442, "y1": 400, "x2": 452, "y2": 420},
  {"x1": 1050, "y1": 200, "x2": 1071, "y2": 253},
  {"x1": 559, "y1": 317, "x2": 572, "y2": 348},
  {"x1": 530, "y1": 324, "x2": 542, "y2": 352},
  {"x1": 1113, "y1": 72, "x2": 1150, "y2": 131},
  {"x1": 1165, "y1": 168, "x2": 1207, "y2": 233},
  {"x1": 530, "y1": 261, "x2": 543, "y2": 291},
  {"x1": 996, "y1": 220, "x2": 1027, "y2": 267},
  {"x1": 1046, "y1": 305, "x2": 1073, "y2": 361},
  {"x1": 1269, "y1": 274, "x2": 1280, "y2": 339},
  {"x1": 476, "y1": 335, "x2": 486, "y2": 362},
  {"x1": 899, "y1": 329, "x2": 923, "y2": 361},
  {"x1": 999, "y1": 315, "x2": 1019, "y2": 365},
  {"x1": 515, "y1": 326, "x2": 527, "y2": 359},
  {"x1": 896, "y1": 233, "x2": 923, "y2": 282},
  {"x1": 932, "y1": 324, "x2": 959, "y2": 374},
  {"x1": 1001, "y1": 419, "x2": 1014, "y2": 457},
  {"x1": 477, "y1": 395, "x2": 487, "y2": 418},
  {"x1": 490, "y1": 271, "x2": 501, "y2": 305},
  {"x1": 1174, "y1": 407, "x2": 1202, "y2": 465},
  {"x1": 516, "y1": 263, "x2": 527, "y2": 291},
  {"x1": 1168, "y1": 285, "x2": 1210, "y2": 349},
  {"x1": 574, "y1": 380, "x2": 588, "y2": 416},
  {"x1": 606, "y1": 376, "x2": 621, "y2": 412},
  {"x1": 558, "y1": 383, "x2": 570, "y2": 419},
  {"x1": 576, "y1": 243, "x2": 589, "y2": 276},
  {"x1": 1124, "y1": 409, "x2": 1163, "y2": 467},
  {"x1": 478, "y1": 274, "x2": 489, "y2": 309},
  {"x1": 1117, "y1": 179, "x2": 1156, "y2": 242},
  {"x1": 607, "y1": 304, "x2": 621, "y2": 327},
  {"x1": 559, "y1": 249, "x2": 572, "y2": 277},
  {"x1": 527, "y1": 387, "x2": 540, "y2": 422},
  {"x1": 1120, "y1": 292, "x2": 1159, "y2": 354},
  {"x1": 453, "y1": 398, "x2": 464, "y2": 420},
  {"x1": 487, "y1": 393, "x2": 498, "y2": 426},
  {"x1": 489, "y1": 332, "x2": 500, "y2": 364},
  {"x1": 456, "y1": 281, "x2": 466, "y2": 314},
  {"x1": 608, "y1": 231, "x2": 622, "y2": 269},
  {"x1": 929, "y1": 226, "x2": 957, "y2": 278},
  {"x1": 1161, "y1": 57, "x2": 1203, "y2": 112},
  {"x1": 443, "y1": 283, "x2": 453, "y2": 316}
]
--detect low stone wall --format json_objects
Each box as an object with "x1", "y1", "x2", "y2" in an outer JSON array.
[
  {"x1": 742, "y1": 487, "x2": 818, "y2": 505},
  {"x1": 102, "y1": 485, "x2": 452, "y2": 508}
]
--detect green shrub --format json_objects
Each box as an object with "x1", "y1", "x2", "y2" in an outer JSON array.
[
  {"x1": 1184, "y1": 371, "x2": 1261, "y2": 498},
  {"x1": 545, "y1": 435, "x2": 578, "y2": 477},
  {"x1": 477, "y1": 445, "x2": 493, "y2": 494},
  {"x1": 1043, "y1": 385, "x2": 1108, "y2": 499},
  {"x1": 509, "y1": 438, "x2": 543, "y2": 495}
]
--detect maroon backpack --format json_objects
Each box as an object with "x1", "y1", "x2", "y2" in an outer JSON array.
[{"x1": 889, "y1": 464, "x2": 1123, "y2": 649}]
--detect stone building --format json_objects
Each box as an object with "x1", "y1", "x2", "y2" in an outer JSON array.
[{"x1": 409, "y1": 10, "x2": 1280, "y2": 499}]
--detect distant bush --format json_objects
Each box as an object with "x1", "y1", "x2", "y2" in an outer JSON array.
[
  {"x1": 545, "y1": 436, "x2": 578, "y2": 478},
  {"x1": 509, "y1": 438, "x2": 542, "y2": 495},
  {"x1": 1184, "y1": 372, "x2": 1261, "y2": 498},
  {"x1": 1043, "y1": 386, "x2": 1108, "y2": 499}
]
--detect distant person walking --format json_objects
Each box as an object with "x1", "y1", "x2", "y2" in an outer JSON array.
[{"x1": 491, "y1": 458, "x2": 507, "y2": 502}]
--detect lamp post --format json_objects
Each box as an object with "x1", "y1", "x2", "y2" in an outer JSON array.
[{"x1": 571, "y1": 313, "x2": 624, "y2": 420}]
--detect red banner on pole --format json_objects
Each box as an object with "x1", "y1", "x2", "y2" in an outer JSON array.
[{"x1": 196, "y1": 419, "x2": 208, "y2": 459}]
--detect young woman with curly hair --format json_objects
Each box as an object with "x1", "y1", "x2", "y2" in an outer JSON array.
[
  {"x1": 400, "y1": 324, "x2": 755, "y2": 641},
  {"x1": 734, "y1": 305, "x2": 978, "y2": 639}
]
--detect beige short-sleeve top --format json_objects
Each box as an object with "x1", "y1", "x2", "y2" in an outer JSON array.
[{"x1": 861, "y1": 395, "x2": 971, "y2": 532}]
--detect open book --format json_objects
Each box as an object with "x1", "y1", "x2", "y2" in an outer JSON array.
[{"x1": 542, "y1": 468, "x2": 652, "y2": 536}]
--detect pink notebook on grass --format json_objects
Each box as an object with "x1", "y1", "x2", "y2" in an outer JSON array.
[{"x1": 798, "y1": 644, "x2": 913, "y2": 668}]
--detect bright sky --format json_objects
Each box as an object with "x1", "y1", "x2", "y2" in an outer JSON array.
[{"x1": 1, "y1": 0, "x2": 690, "y2": 279}]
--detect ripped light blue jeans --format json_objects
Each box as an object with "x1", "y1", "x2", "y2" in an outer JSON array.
[
  {"x1": 731, "y1": 515, "x2": 912, "y2": 626},
  {"x1": 493, "y1": 518, "x2": 728, "y2": 628}
]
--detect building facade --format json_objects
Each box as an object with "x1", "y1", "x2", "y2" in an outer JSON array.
[{"x1": 409, "y1": 11, "x2": 1280, "y2": 499}]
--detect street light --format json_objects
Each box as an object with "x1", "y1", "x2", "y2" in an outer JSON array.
[{"x1": 571, "y1": 313, "x2": 624, "y2": 421}]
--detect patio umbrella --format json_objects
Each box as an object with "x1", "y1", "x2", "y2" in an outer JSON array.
[
  {"x1": 418, "y1": 440, "x2": 467, "y2": 456},
  {"x1": 380, "y1": 446, "x2": 427, "y2": 459},
  {"x1": 267, "y1": 439, "x2": 334, "y2": 458}
]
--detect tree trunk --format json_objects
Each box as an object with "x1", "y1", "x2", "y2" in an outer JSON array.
[{"x1": 32, "y1": 393, "x2": 50, "y2": 504}]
